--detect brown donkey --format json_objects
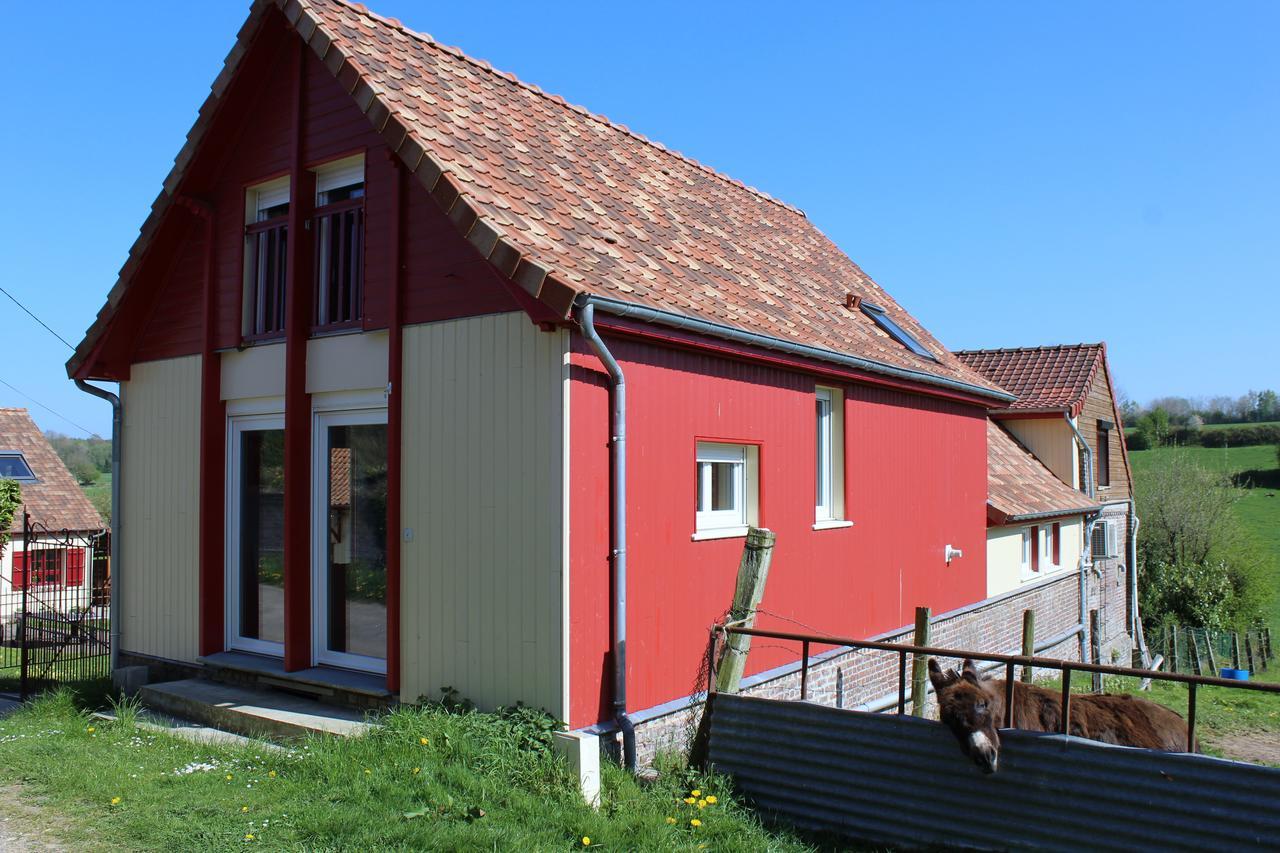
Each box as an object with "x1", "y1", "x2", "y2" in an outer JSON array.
[{"x1": 928, "y1": 658, "x2": 1193, "y2": 774}]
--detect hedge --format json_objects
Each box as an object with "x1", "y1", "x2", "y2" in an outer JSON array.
[{"x1": 1125, "y1": 423, "x2": 1280, "y2": 450}]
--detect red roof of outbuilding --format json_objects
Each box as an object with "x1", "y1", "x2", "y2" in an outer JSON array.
[
  {"x1": 0, "y1": 409, "x2": 104, "y2": 534},
  {"x1": 954, "y1": 344, "x2": 1105, "y2": 415},
  {"x1": 69, "y1": 0, "x2": 1007, "y2": 403},
  {"x1": 986, "y1": 419, "x2": 1097, "y2": 524}
]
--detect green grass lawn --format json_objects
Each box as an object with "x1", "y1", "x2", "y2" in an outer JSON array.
[
  {"x1": 0, "y1": 690, "x2": 816, "y2": 852},
  {"x1": 1199, "y1": 420, "x2": 1280, "y2": 432},
  {"x1": 1129, "y1": 444, "x2": 1280, "y2": 626}
]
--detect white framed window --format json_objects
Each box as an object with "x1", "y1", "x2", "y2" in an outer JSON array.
[
  {"x1": 694, "y1": 441, "x2": 758, "y2": 540},
  {"x1": 226, "y1": 413, "x2": 287, "y2": 657},
  {"x1": 243, "y1": 176, "x2": 291, "y2": 338},
  {"x1": 1020, "y1": 528, "x2": 1033, "y2": 575},
  {"x1": 1040, "y1": 526, "x2": 1054, "y2": 568},
  {"x1": 312, "y1": 155, "x2": 367, "y2": 329},
  {"x1": 813, "y1": 386, "x2": 849, "y2": 528}
]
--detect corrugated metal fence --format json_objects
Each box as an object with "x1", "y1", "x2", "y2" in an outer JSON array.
[{"x1": 707, "y1": 693, "x2": 1280, "y2": 851}]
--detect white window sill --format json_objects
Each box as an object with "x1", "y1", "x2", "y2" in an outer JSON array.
[
  {"x1": 691, "y1": 526, "x2": 749, "y2": 542},
  {"x1": 812, "y1": 519, "x2": 854, "y2": 531}
]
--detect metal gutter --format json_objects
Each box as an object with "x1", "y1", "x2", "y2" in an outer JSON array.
[
  {"x1": 1002, "y1": 505, "x2": 1103, "y2": 524},
  {"x1": 577, "y1": 295, "x2": 1016, "y2": 404},
  {"x1": 576, "y1": 302, "x2": 636, "y2": 771},
  {"x1": 74, "y1": 380, "x2": 121, "y2": 671}
]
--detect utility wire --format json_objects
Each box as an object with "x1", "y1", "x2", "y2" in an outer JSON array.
[
  {"x1": 0, "y1": 284, "x2": 77, "y2": 352},
  {"x1": 0, "y1": 376, "x2": 98, "y2": 438}
]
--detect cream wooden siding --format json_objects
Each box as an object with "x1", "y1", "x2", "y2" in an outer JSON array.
[
  {"x1": 987, "y1": 517, "x2": 1085, "y2": 598},
  {"x1": 400, "y1": 313, "x2": 568, "y2": 717},
  {"x1": 121, "y1": 355, "x2": 202, "y2": 662},
  {"x1": 1003, "y1": 417, "x2": 1078, "y2": 489}
]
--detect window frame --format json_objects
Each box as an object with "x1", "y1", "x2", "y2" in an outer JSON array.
[
  {"x1": 693, "y1": 441, "x2": 759, "y2": 540},
  {"x1": 1096, "y1": 420, "x2": 1112, "y2": 489},
  {"x1": 1020, "y1": 528, "x2": 1033, "y2": 575},
  {"x1": 311, "y1": 154, "x2": 367, "y2": 333},
  {"x1": 0, "y1": 451, "x2": 36, "y2": 482},
  {"x1": 813, "y1": 386, "x2": 851, "y2": 528},
  {"x1": 242, "y1": 175, "x2": 291, "y2": 342},
  {"x1": 859, "y1": 300, "x2": 938, "y2": 361}
]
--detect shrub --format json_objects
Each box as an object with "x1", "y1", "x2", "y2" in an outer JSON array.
[
  {"x1": 1124, "y1": 429, "x2": 1151, "y2": 451},
  {"x1": 1137, "y1": 451, "x2": 1267, "y2": 630},
  {"x1": 0, "y1": 480, "x2": 19, "y2": 550},
  {"x1": 1199, "y1": 424, "x2": 1280, "y2": 448}
]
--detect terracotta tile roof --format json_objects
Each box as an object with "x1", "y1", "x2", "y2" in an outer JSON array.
[
  {"x1": 69, "y1": 0, "x2": 1007, "y2": 402},
  {"x1": 986, "y1": 419, "x2": 1097, "y2": 524},
  {"x1": 954, "y1": 344, "x2": 1105, "y2": 414},
  {"x1": 0, "y1": 409, "x2": 104, "y2": 534}
]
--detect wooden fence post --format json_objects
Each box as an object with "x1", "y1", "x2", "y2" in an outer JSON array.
[
  {"x1": 1264, "y1": 627, "x2": 1274, "y2": 664},
  {"x1": 911, "y1": 607, "x2": 931, "y2": 717},
  {"x1": 1232, "y1": 632, "x2": 1243, "y2": 670},
  {"x1": 1090, "y1": 610, "x2": 1102, "y2": 693},
  {"x1": 1020, "y1": 609, "x2": 1036, "y2": 684},
  {"x1": 1170, "y1": 624, "x2": 1181, "y2": 674},
  {"x1": 1245, "y1": 633, "x2": 1258, "y2": 675},
  {"x1": 1205, "y1": 630, "x2": 1219, "y2": 676},
  {"x1": 714, "y1": 527, "x2": 776, "y2": 696}
]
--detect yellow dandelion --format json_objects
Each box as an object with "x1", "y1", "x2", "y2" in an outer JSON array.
[
  {"x1": 364, "y1": 768, "x2": 372, "y2": 775},
  {"x1": 87, "y1": 726, "x2": 95, "y2": 734},
  {"x1": 110, "y1": 797, "x2": 121, "y2": 806},
  {"x1": 665, "y1": 817, "x2": 677, "y2": 825},
  {"x1": 245, "y1": 834, "x2": 255, "y2": 842},
  {"x1": 226, "y1": 774, "x2": 233, "y2": 781},
  {"x1": 705, "y1": 795, "x2": 717, "y2": 804},
  {"x1": 683, "y1": 796, "x2": 696, "y2": 804},
  {"x1": 582, "y1": 838, "x2": 591, "y2": 847},
  {"x1": 697, "y1": 800, "x2": 707, "y2": 809},
  {"x1": 412, "y1": 767, "x2": 421, "y2": 775},
  {"x1": 241, "y1": 806, "x2": 249, "y2": 813},
  {"x1": 690, "y1": 818, "x2": 702, "y2": 828},
  {"x1": 691, "y1": 789, "x2": 701, "y2": 797},
  {"x1": 419, "y1": 737, "x2": 430, "y2": 745},
  {"x1": 268, "y1": 770, "x2": 277, "y2": 778}
]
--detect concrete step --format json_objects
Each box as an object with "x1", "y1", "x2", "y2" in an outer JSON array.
[
  {"x1": 92, "y1": 708, "x2": 285, "y2": 751},
  {"x1": 138, "y1": 679, "x2": 374, "y2": 741}
]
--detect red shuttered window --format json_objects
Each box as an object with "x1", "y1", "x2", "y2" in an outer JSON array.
[
  {"x1": 1030, "y1": 525, "x2": 1040, "y2": 573},
  {"x1": 11, "y1": 551, "x2": 26, "y2": 589},
  {"x1": 65, "y1": 548, "x2": 86, "y2": 587}
]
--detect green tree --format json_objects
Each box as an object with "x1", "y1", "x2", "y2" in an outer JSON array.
[
  {"x1": 1137, "y1": 406, "x2": 1171, "y2": 447},
  {"x1": 0, "y1": 480, "x2": 20, "y2": 550}
]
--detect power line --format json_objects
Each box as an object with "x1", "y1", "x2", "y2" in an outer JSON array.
[
  {"x1": 0, "y1": 284, "x2": 77, "y2": 352},
  {"x1": 0, "y1": 376, "x2": 99, "y2": 438}
]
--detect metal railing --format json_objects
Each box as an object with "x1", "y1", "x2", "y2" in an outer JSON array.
[{"x1": 711, "y1": 624, "x2": 1280, "y2": 753}]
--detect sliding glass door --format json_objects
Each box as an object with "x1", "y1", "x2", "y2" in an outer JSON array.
[
  {"x1": 312, "y1": 409, "x2": 388, "y2": 672},
  {"x1": 227, "y1": 416, "x2": 286, "y2": 656}
]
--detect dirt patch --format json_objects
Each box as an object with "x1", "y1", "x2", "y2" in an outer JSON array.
[
  {"x1": 0, "y1": 783, "x2": 69, "y2": 852},
  {"x1": 1206, "y1": 729, "x2": 1280, "y2": 767}
]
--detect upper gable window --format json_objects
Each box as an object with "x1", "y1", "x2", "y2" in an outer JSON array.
[
  {"x1": 0, "y1": 452, "x2": 35, "y2": 481},
  {"x1": 860, "y1": 301, "x2": 937, "y2": 361},
  {"x1": 244, "y1": 176, "x2": 290, "y2": 339},
  {"x1": 1096, "y1": 420, "x2": 1112, "y2": 488},
  {"x1": 313, "y1": 155, "x2": 366, "y2": 330}
]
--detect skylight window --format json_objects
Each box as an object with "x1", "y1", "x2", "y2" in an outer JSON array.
[
  {"x1": 0, "y1": 452, "x2": 36, "y2": 481},
  {"x1": 860, "y1": 301, "x2": 937, "y2": 361}
]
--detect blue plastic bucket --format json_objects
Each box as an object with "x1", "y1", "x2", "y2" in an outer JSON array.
[{"x1": 1219, "y1": 668, "x2": 1250, "y2": 680}]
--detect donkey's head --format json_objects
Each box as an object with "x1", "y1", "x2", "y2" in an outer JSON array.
[{"x1": 929, "y1": 658, "x2": 1001, "y2": 774}]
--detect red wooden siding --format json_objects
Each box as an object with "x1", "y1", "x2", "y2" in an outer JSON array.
[
  {"x1": 110, "y1": 10, "x2": 519, "y2": 371},
  {"x1": 569, "y1": 333, "x2": 988, "y2": 728}
]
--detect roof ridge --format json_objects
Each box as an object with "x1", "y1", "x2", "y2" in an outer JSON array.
[
  {"x1": 955, "y1": 342, "x2": 1103, "y2": 355},
  {"x1": 324, "y1": 0, "x2": 806, "y2": 217}
]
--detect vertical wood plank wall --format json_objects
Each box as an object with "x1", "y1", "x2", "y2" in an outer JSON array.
[
  {"x1": 399, "y1": 313, "x2": 568, "y2": 717},
  {"x1": 1002, "y1": 418, "x2": 1077, "y2": 489},
  {"x1": 121, "y1": 355, "x2": 203, "y2": 662}
]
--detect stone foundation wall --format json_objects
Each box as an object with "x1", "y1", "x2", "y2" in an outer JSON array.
[{"x1": 615, "y1": 570, "x2": 1121, "y2": 767}]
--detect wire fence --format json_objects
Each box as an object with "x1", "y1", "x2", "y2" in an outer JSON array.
[{"x1": 1153, "y1": 623, "x2": 1273, "y2": 677}]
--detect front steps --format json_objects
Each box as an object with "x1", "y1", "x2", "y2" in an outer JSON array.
[{"x1": 138, "y1": 679, "x2": 374, "y2": 741}]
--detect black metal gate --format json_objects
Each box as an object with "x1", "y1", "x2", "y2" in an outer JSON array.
[{"x1": 1, "y1": 512, "x2": 110, "y2": 697}]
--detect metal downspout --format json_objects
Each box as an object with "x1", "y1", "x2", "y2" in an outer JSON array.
[
  {"x1": 1067, "y1": 414, "x2": 1096, "y2": 664},
  {"x1": 577, "y1": 302, "x2": 636, "y2": 771},
  {"x1": 75, "y1": 380, "x2": 121, "y2": 671}
]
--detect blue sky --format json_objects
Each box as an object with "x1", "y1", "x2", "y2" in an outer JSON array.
[{"x1": 2, "y1": 1, "x2": 1276, "y2": 437}]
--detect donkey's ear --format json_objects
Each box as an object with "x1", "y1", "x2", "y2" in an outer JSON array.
[
  {"x1": 928, "y1": 658, "x2": 951, "y2": 691},
  {"x1": 961, "y1": 659, "x2": 982, "y2": 684}
]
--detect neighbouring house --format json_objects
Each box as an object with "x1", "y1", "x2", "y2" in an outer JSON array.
[
  {"x1": 66, "y1": 0, "x2": 1129, "y2": 760},
  {"x1": 956, "y1": 344, "x2": 1138, "y2": 663},
  {"x1": 0, "y1": 409, "x2": 106, "y2": 635}
]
